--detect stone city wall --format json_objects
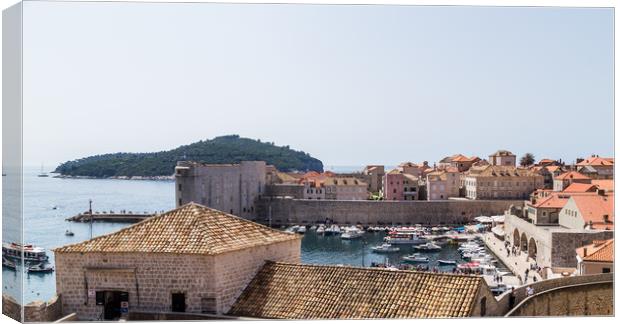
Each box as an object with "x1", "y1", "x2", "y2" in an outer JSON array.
[
  {"x1": 495, "y1": 272, "x2": 613, "y2": 316},
  {"x1": 256, "y1": 198, "x2": 523, "y2": 226},
  {"x1": 2, "y1": 293, "x2": 63, "y2": 322},
  {"x1": 507, "y1": 281, "x2": 613, "y2": 316},
  {"x1": 550, "y1": 231, "x2": 614, "y2": 268}
]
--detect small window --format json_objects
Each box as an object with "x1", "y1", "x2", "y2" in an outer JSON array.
[
  {"x1": 178, "y1": 184, "x2": 182, "y2": 191},
  {"x1": 602, "y1": 268, "x2": 611, "y2": 273}
]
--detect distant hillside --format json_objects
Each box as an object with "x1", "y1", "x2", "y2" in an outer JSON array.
[{"x1": 54, "y1": 135, "x2": 324, "y2": 177}]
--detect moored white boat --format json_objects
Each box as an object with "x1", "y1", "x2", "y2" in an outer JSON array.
[
  {"x1": 341, "y1": 227, "x2": 364, "y2": 240},
  {"x1": 2, "y1": 242, "x2": 49, "y2": 262},
  {"x1": 403, "y1": 253, "x2": 430, "y2": 263},
  {"x1": 413, "y1": 242, "x2": 442, "y2": 252},
  {"x1": 371, "y1": 243, "x2": 400, "y2": 253}
]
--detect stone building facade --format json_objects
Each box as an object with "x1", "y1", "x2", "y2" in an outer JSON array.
[
  {"x1": 488, "y1": 150, "x2": 516, "y2": 166},
  {"x1": 53, "y1": 203, "x2": 301, "y2": 321},
  {"x1": 362, "y1": 165, "x2": 385, "y2": 194},
  {"x1": 464, "y1": 165, "x2": 543, "y2": 200},
  {"x1": 426, "y1": 168, "x2": 460, "y2": 200},
  {"x1": 175, "y1": 161, "x2": 266, "y2": 219}
]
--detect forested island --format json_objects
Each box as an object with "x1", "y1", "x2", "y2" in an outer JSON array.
[{"x1": 54, "y1": 135, "x2": 324, "y2": 178}]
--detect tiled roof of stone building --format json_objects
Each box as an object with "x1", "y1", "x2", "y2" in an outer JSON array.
[
  {"x1": 228, "y1": 262, "x2": 485, "y2": 319},
  {"x1": 555, "y1": 171, "x2": 591, "y2": 181},
  {"x1": 576, "y1": 239, "x2": 614, "y2": 263},
  {"x1": 577, "y1": 156, "x2": 614, "y2": 166},
  {"x1": 466, "y1": 165, "x2": 538, "y2": 178},
  {"x1": 53, "y1": 203, "x2": 299, "y2": 255}
]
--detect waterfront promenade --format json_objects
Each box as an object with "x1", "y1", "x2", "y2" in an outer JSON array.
[{"x1": 482, "y1": 233, "x2": 543, "y2": 285}]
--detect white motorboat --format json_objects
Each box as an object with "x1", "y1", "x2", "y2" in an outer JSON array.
[
  {"x1": 309, "y1": 225, "x2": 317, "y2": 230},
  {"x1": 341, "y1": 227, "x2": 364, "y2": 240},
  {"x1": 27, "y1": 263, "x2": 54, "y2": 273},
  {"x1": 437, "y1": 259, "x2": 457, "y2": 265},
  {"x1": 413, "y1": 242, "x2": 442, "y2": 252},
  {"x1": 296, "y1": 226, "x2": 307, "y2": 234},
  {"x1": 316, "y1": 225, "x2": 325, "y2": 234},
  {"x1": 403, "y1": 254, "x2": 430, "y2": 263},
  {"x1": 371, "y1": 243, "x2": 400, "y2": 253}
]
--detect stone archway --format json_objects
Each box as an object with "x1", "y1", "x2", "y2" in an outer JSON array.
[
  {"x1": 513, "y1": 229, "x2": 520, "y2": 247},
  {"x1": 528, "y1": 237, "x2": 538, "y2": 260},
  {"x1": 520, "y1": 233, "x2": 528, "y2": 252}
]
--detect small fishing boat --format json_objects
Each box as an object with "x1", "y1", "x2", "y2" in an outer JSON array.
[
  {"x1": 2, "y1": 257, "x2": 17, "y2": 270},
  {"x1": 403, "y1": 254, "x2": 430, "y2": 263},
  {"x1": 413, "y1": 242, "x2": 442, "y2": 252},
  {"x1": 309, "y1": 225, "x2": 317, "y2": 230},
  {"x1": 27, "y1": 263, "x2": 54, "y2": 273},
  {"x1": 296, "y1": 226, "x2": 307, "y2": 234},
  {"x1": 65, "y1": 229, "x2": 74, "y2": 236},
  {"x1": 437, "y1": 259, "x2": 457, "y2": 265},
  {"x1": 371, "y1": 243, "x2": 400, "y2": 253},
  {"x1": 316, "y1": 225, "x2": 325, "y2": 234}
]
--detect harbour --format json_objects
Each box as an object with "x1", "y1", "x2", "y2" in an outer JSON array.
[{"x1": 3, "y1": 168, "x2": 516, "y2": 304}]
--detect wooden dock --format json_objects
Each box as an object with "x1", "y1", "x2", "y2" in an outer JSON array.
[{"x1": 66, "y1": 211, "x2": 158, "y2": 223}]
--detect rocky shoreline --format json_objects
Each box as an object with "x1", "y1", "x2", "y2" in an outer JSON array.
[{"x1": 52, "y1": 174, "x2": 174, "y2": 181}]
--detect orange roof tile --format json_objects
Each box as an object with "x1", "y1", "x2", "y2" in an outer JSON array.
[
  {"x1": 563, "y1": 182, "x2": 598, "y2": 193},
  {"x1": 576, "y1": 239, "x2": 614, "y2": 263},
  {"x1": 577, "y1": 157, "x2": 614, "y2": 167},
  {"x1": 53, "y1": 203, "x2": 299, "y2": 255},
  {"x1": 533, "y1": 194, "x2": 572, "y2": 209},
  {"x1": 229, "y1": 262, "x2": 485, "y2": 319},
  {"x1": 555, "y1": 171, "x2": 590, "y2": 181},
  {"x1": 571, "y1": 194, "x2": 614, "y2": 230},
  {"x1": 592, "y1": 180, "x2": 614, "y2": 192}
]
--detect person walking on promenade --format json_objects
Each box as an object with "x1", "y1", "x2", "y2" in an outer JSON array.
[{"x1": 508, "y1": 287, "x2": 516, "y2": 309}]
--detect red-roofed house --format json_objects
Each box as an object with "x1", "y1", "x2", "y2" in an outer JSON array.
[
  {"x1": 563, "y1": 182, "x2": 598, "y2": 193},
  {"x1": 577, "y1": 155, "x2": 614, "y2": 179},
  {"x1": 553, "y1": 171, "x2": 592, "y2": 191},
  {"x1": 559, "y1": 193, "x2": 614, "y2": 230},
  {"x1": 576, "y1": 239, "x2": 614, "y2": 275}
]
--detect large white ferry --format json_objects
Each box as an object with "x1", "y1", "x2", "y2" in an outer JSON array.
[{"x1": 2, "y1": 242, "x2": 49, "y2": 262}]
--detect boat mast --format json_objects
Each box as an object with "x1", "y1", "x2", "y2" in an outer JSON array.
[{"x1": 89, "y1": 199, "x2": 93, "y2": 239}]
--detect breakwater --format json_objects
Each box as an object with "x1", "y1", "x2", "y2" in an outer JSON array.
[
  {"x1": 66, "y1": 212, "x2": 158, "y2": 222},
  {"x1": 256, "y1": 198, "x2": 522, "y2": 226}
]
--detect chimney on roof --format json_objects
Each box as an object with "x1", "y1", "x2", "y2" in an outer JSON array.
[{"x1": 583, "y1": 247, "x2": 588, "y2": 256}]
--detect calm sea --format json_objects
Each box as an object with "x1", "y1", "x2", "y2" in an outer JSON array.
[{"x1": 3, "y1": 166, "x2": 469, "y2": 304}]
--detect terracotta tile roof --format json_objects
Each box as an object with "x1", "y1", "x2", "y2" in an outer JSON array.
[
  {"x1": 592, "y1": 180, "x2": 614, "y2": 192},
  {"x1": 555, "y1": 171, "x2": 590, "y2": 181},
  {"x1": 538, "y1": 159, "x2": 556, "y2": 165},
  {"x1": 53, "y1": 203, "x2": 299, "y2": 255},
  {"x1": 229, "y1": 262, "x2": 484, "y2": 319},
  {"x1": 466, "y1": 165, "x2": 539, "y2": 178},
  {"x1": 324, "y1": 177, "x2": 367, "y2": 187},
  {"x1": 532, "y1": 194, "x2": 572, "y2": 209},
  {"x1": 576, "y1": 239, "x2": 614, "y2": 263},
  {"x1": 563, "y1": 182, "x2": 598, "y2": 193},
  {"x1": 577, "y1": 156, "x2": 614, "y2": 167},
  {"x1": 546, "y1": 165, "x2": 561, "y2": 173},
  {"x1": 570, "y1": 194, "x2": 614, "y2": 230}
]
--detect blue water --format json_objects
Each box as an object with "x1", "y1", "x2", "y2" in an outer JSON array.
[
  {"x1": 3, "y1": 167, "x2": 480, "y2": 304},
  {"x1": 3, "y1": 167, "x2": 175, "y2": 303}
]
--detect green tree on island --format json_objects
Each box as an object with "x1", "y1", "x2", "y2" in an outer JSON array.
[{"x1": 519, "y1": 153, "x2": 535, "y2": 167}]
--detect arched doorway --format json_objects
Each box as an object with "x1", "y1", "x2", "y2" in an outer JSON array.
[
  {"x1": 528, "y1": 237, "x2": 537, "y2": 260},
  {"x1": 520, "y1": 233, "x2": 528, "y2": 252},
  {"x1": 513, "y1": 229, "x2": 520, "y2": 247}
]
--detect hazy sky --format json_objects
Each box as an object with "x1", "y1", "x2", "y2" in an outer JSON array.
[{"x1": 22, "y1": 2, "x2": 614, "y2": 168}]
